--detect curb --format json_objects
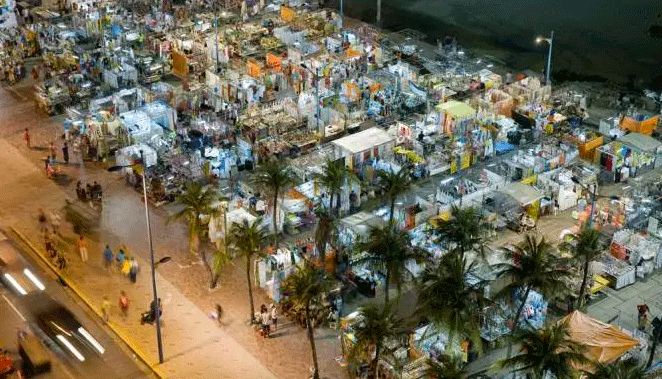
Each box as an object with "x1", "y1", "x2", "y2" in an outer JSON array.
[{"x1": 8, "y1": 226, "x2": 167, "y2": 379}]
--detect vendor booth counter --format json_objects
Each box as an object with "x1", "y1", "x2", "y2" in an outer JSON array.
[
  {"x1": 595, "y1": 133, "x2": 662, "y2": 182},
  {"x1": 330, "y1": 127, "x2": 395, "y2": 172}
]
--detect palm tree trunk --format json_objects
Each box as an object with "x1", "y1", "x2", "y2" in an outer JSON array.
[
  {"x1": 199, "y1": 245, "x2": 218, "y2": 289},
  {"x1": 335, "y1": 191, "x2": 341, "y2": 217},
  {"x1": 384, "y1": 269, "x2": 390, "y2": 304},
  {"x1": 389, "y1": 197, "x2": 396, "y2": 225},
  {"x1": 246, "y1": 256, "x2": 255, "y2": 323},
  {"x1": 647, "y1": 333, "x2": 659, "y2": 369},
  {"x1": 272, "y1": 191, "x2": 279, "y2": 248},
  {"x1": 507, "y1": 285, "x2": 532, "y2": 358},
  {"x1": 306, "y1": 302, "x2": 320, "y2": 379},
  {"x1": 576, "y1": 258, "x2": 590, "y2": 309},
  {"x1": 373, "y1": 345, "x2": 381, "y2": 379}
]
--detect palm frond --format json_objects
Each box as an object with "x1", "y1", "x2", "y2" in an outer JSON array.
[{"x1": 499, "y1": 321, "x2": 588, "y2": 379}]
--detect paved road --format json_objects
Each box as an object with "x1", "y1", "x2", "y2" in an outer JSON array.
[{"x1": 0, "y1": 236, "x2": 152, "y2": 379}]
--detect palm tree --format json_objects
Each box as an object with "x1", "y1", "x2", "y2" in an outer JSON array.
[
  {"x1": 228, "y1": 219, "x2": 269, "y2": 323},
  {"x1": 169, "y1": 182, "x2": 221, "y2": 287},
  {"x1": 416, "y1": 252, "x2": 488, "y2": 352},
  {"x1": 499, "y1": 321, "x2": 588, "y2": 379},
  {"x1": 282, "y1": 264, "x2": 332, "y2": 379},
  {"x1": 495, "y1": 235, "x2": 572, "y2": 356},
  {"x1": 314, "y1": 204, "x2": 337, "y2": 270},
  {"x1": 559, "y1": 226, "x2": 603, "y2": 309},
  {"x1": 251, "y1": 157, "x2": 295, "y2": 248},
  {"x1": 374, "y1": 166, "x2": 412, "y2": 225},
  {"x1": 349, "y1": 303, "x2": 404, "y2": 379},
  {"x1": 360, "y1": 222, "x2": 424, "y2": 303},
  {"x1": 435, "y1": 206, "x2": 490, "y2": 259},
  {"x1": 586, "y1": 358, "x2": 645, "y2": 379},
  {"x1": 424, "y1": 354, "x2": 467, "y2": 379},
  {"x1": 314, "y1": 157, "x2": 356, "y2": 217}
]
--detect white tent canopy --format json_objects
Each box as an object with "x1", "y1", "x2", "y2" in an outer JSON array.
[
  {"x1": 209, "y1": 208, "x2": 257, "y2": 249},
  {"x1": 331, "y1": 127, "x2": 394, "y2": 156},
  {"x1": 498, "y1": 182, "x2": 543, "y2": 206}
]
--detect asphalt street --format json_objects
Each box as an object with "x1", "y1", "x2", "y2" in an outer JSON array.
[{"x1": 0, "y1": 235, "x2": 152, "y2": 379}]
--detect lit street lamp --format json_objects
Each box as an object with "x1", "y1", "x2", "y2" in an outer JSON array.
[
  {"x1": 535, "y1": 31, "x2": 554, "y2": 86},
  {"x1": 108, "y1": 152, "x2": 168, "y2": 364}
]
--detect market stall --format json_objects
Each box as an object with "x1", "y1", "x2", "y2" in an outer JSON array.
[
  {"x1": 620, "y1": 113, "x2": 659, "y2": 135},
  {"x1": 437, "y1": 100, "x2": 476, "y2": 136},
  {"x1": 330, "y1": 127, "x2": 395, "y2": 173},
  {"x1": 595, "y1": 133, "x2": 662, "y2": 182}
]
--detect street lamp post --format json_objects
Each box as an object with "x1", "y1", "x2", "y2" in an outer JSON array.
[
  {"x1": 571, "y1": 176, "x2": 619, "y2": 228},
  {"x1": 535, "y1": 31, "x2": 554, "y2": 86},
  {"x1": 139, "y1": 151, "x2": 164, "y2": 364},
  {"x1": 108, "y1": 152, "x2": 165, "y2": 364}
]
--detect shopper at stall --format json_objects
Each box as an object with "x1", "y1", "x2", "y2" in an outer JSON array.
[{"x1": 62, "y1": 142, "x2": 69, "y2": 164}]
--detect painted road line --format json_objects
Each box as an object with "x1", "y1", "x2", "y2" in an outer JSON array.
[
  {"x1": 8, "y1": 226, "x2": 166, "y2": 379},
  {"x1": 2, "y1": 293, "x2": 26, "y2": 321}
]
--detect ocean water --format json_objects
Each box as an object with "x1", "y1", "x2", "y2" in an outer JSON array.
[{"x1": 335, "y1": 0, "x2": 662, "y2": 86}]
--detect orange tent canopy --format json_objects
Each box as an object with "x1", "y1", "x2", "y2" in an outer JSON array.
[{"x1": 561, "y1": 311, "x2": 638, "y2": 365}]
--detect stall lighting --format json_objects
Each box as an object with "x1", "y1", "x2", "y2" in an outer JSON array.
[
  {"x1": 78, "y1": 327, "x2": 105, "y2": 354},
  {"x1": 56, "y1": 335, "x2": 85, "y2": 361},
  {"x1": 4, "y1": 273, "x2": 27, "y2": 295},
  {"x1": 23, "y1": 268, "x2": 45, "y2": 291}
]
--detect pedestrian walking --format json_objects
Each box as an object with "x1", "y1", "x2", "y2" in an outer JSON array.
[
  {"x1": 119, "y1": 291, "x2": 129, "y2": 320},
  {"x1": 129, "y1": 258, "x2": 139, "y2": 283},
  {"x1": 77, "y1": 235, "x2": 88, "y2": 262},
  {"x1": 116, "y1": 247, "x2": 126, "y2": 271},
  {"x1": 270, "y1": 303, "x2": 278, "y2": 332},
  {"x1": 259, "y1": 304, "x2": 270, "y2": 337},
  {"x1": 101, "y1": 296, "x2": 111, "y2": 322},
  {"x1": 62, "y1": 142, "x2": 69, "y2": 164},
  {"x1": 23, "y1": 128, "x2": 30, "y2": 148},
  {"x1": 37, "y1": 208, "x2": 47, "y2": 234},
  {"x1": 638, "y1": 304, "x2": 650, "y2": 331},
  {"x1": 103, "y1": 245, "x2": 113, "y2": 271}
]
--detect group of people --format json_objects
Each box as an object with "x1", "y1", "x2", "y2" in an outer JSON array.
[
  {"x1": 102, "y1": 244, "x2": 140, "y2": 283},
  {"x1": 101, "y1": 291, "x2": 131, "y2": 322},
  {"x1": 257, "y1": 304, "x2": 278, "y2": 338},
  {"x1": 76, "y1": 180, "x2": 103, "y2": 201}
]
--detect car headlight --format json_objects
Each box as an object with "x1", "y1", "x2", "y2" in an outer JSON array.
[
  {"x1": 4, "y1": 273, "x2": 27, "y2": 295},
  {"x1": 23, "y1": 268, "x2": 45, "y2": 291},
  {"x1": 78, "y1": 327, "x2": 105, "y2": 354},
  {"x1": 56, "y1": 335, "x2": 85, "y2": 361}
]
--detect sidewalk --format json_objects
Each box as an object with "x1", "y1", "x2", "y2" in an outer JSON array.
[
  {"x1": 0, "y1": 132, "x2": 347, "y2": 379},
  {"x1": 11, "y1": 209, "x2": 280, "y2": 379}
]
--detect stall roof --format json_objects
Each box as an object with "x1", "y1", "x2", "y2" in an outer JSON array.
[
  {"x1": 331, "y1": 127, "x2": 394, "y2": 155},
  {"x1": 437, "y1": 100, "x2": 476, "y2": 119},
  {"x1": 618, "y1": 133, "x2": 662, "y2": 153},
  {"x1": 561, "y1": 311, "x2": 638, "y2": 366},
  {"x1": 340, "y1": 211, "x2": 384, "y2": 235},
  {"x1": 499, "y1": 182, "x2": 543, "y2": 206}
]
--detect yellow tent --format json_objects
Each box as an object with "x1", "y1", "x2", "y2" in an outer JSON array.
[
  {"x1": 437, "y1": 100, "x2": 476, "y2": 119},
  {"x1": 394, "y1": 147, "x2": 425, "y2": 163}
]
